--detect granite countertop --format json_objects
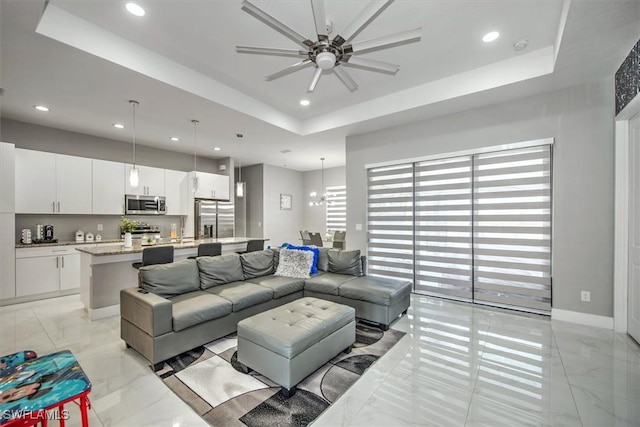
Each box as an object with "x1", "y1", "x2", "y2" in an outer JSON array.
[
  {"x1": 74, "y1": 237, "x2": 267, "y2": 256},
  {"x1": 16, "y1": 239, "x2": 123, "y2": 249}
]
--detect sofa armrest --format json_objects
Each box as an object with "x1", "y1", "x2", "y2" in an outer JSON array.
[{"x1": 120, "y1": 288, "x2": 172, "y2": 337}]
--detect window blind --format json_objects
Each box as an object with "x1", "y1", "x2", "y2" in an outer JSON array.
[
  {"x1": 472, "y1": 146, "x2": 552, "y2": 312},
  {"x1": 326, "y1": 185, "x2": 346, "y2": 234},
  {"x1": 414, "y1": 156, "x2": 473, "y2": 300},
  {"x1": 367, "y1": 164, "x2": 414, "y2": 281}
]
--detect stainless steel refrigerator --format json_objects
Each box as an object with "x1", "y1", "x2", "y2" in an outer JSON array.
[{"x1": 194, "y1": 199, "x2": 235, "y2": 239}]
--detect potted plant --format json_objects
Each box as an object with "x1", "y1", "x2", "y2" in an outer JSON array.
[{"x1": 120, "y1": 216, "x2": 138, "y2": 248}]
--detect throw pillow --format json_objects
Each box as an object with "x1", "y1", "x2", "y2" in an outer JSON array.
[
  {"x1": 284, "y1": 244, "x2": 320, "y2": 274},
  {"x1": 328, "y1": 249, "x2": 363, "y2": 276},
  {"x1": 275, "y1": 248, "x2": 315, "y2": 279}
]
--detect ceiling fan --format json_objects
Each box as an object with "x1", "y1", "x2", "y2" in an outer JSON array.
[{"x1": 236, "y1": 0, "x2": 421, "y2": 93}]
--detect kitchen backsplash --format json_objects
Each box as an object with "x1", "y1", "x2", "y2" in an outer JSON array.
[{"x1": 15, "y1": 214, "x2": 185, "y2": 243}]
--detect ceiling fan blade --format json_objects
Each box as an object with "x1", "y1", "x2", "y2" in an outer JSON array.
[
  {"x1": 308, "y1": 67, "x2": 323, "y2": 92},
  {"x1": 342, "y1": 56, "x2": 399, "y2": 74},
  {"x1": 333, "y1": 0, "x2": 394, "y2": 46},
  {"x1": 311, "y1": 0, "x2": 328, "y2": 41},
  {"x1": 333, "y1": 66, "x2": 358, "y2": 92},
  {"x1": 346, "y1": 28, "x2": 421, "y2": 55},
  {"x1": 236, "y1": 46, "x2": 308, "y2": 58},
  {"x1": 266, "y1": 59, "x2": 313, "y2": 81},
  {"x1": 241, "y1": 0, "x2": 314, "y2": 49}
]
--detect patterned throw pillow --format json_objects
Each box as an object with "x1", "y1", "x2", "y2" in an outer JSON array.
[{"x1": 274, "y1": 248, "x2": 315, "y2": 279}]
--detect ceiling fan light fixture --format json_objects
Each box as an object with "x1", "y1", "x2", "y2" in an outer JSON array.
[{"x1": 316, "y1": 51, "x2": 336, "y2": 70}]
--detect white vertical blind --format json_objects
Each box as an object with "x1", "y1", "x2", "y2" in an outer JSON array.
[
  {"x1": 326, "y1": 185, "x2": 346, "y2": 234},
  {"x1": 367, "y1": 164, "x2": 414, "y2": 280},
  {"x1": 414, "y1": 157, "x2": 473, "y2": 300},
  {"x1": 366, "y1": 143, "x2": 552, "y2": 314},
  {"x1": 473, "y1": 146, "x2": 552, "y2": 312}
]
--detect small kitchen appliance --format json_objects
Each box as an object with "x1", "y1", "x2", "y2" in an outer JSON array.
[{"x1": 44, "y1": 225, "x2": 54, "y2": 241}]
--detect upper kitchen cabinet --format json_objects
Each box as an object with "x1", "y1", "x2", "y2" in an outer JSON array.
[
  {"x1": 93, "y1": 159, "x2": 125, "y2": 215},
  {"x1": 187, "y1": 171, "x2": 229, "y2": 200},
  {"x1": 125, "y1": 164, "x2": 165, "y2": 196},
  {"x1": 15, "y1": 149, "x2": 92, "y2": 214},
  {"x1": 56, "y1": 154, "x2": 92, "y2": 214},
  {"x1": 164, "y1": 169, "x2": 188, "y2": 215},
  {"x1": 0, "y1": 142, "x2": 15, "y2": 213}
]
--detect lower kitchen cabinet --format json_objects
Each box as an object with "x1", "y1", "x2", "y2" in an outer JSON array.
[{"x1": 15, "y1": 246, "x2": 84, "y2": 297}]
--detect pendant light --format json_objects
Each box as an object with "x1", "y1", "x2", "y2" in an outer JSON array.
[
  {"x1": 192, "y1": 119, "x2": 200, "y2": 193},
  {"x1": 236, "y1": 133, "x2": 245, "y2": 198},
  {"x1": 128, "y1": 100, "x2": 140, "y2": 188},
  {"x1": 310, "y1": 157, "x2": 326, "y2": 206}
]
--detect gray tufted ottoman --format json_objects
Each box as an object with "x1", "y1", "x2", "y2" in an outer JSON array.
[{"x1": 237, "y1": 297, "x2": 356, "y2": 397}]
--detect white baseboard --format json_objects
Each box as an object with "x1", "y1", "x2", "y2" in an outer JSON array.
[
  {"x1": 551, "y1": 308, "x2": 614, "y2": 329},
  {"x1": 87, "y1": 304, "x2": 119, "y2": 320}
]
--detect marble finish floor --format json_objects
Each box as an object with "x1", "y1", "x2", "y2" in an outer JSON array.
[{"x1": 1, "y1": 294, "x2": 639, "y2": 426}]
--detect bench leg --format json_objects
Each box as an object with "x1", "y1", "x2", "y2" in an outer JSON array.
[
  {"x1": 125, "y1": 343, "x2": 132, "y2": 349},
  {"x1": 380, "y1": 324, "x2": 389, "y2": 331},
  {"x1": 402, "y1": 309, "x2": 408, "y2": 315},
  {"x1": 238, "y1": 363, "x2": 251, "y2": 374},
  {"x1": 152, "y1": 362, "x2": 164, "y2": 372},
  {"x1": 343, "y1": 345, "x2": 353, "y2": 354},
  {"x1": 281, "y1": 386, "x2": 297, "y2": 398}
]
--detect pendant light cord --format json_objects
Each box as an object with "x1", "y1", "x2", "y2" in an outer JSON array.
[
  {"x1": 192, "y1": 120, "x2": 199, "y2": 173},
  {"x1": 130, "y1": 100, "x2": 139, "y2": 168},
  {"x1": 237, "y1": 133, "x2": 243, "y2": 183}
]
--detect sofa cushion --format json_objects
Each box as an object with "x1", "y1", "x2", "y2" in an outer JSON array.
[
  {"x1": 339, "y1": 276, "x2": 412, "y2": 306},
  {"x1": 317, "y1": 247, "x2": 330, "y2": 272},
  {"x1": 205, "y1": 281, "x2": 274, "y2": 312},
  {"x1": 328, "y1": 250, "x2": 363, "y2": 276},
  {"x1": 197, "y1": 254, "x2": 244, "y2": 289},
  {"x1": 283, "y1": 244, "x2": 319, "y2": 274},
  {"x1": 304, "y1": 272, "x2": 357, "y2": 295},
  {"x1": 169, "y1": 291, "x2": 233, "y2": 332},
  {"x1": 139, "y1": 259, "x2": 200, "y2": 298},
  {"x1": 246, "y1": 274, "x2": 305, "y2": 299},
  {"x1": 240, "y1": 250, "x2": 274, "y2": 279},
  {"x1": 274, "y1": 249, "x2": 314, "y2": 279}
]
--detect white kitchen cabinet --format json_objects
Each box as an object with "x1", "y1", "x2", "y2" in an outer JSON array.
[
  {"x1": 187, "y1": 171, "x2": 229, "y2": 200},
  {"x1": 125, "y1": 164, "x2": 165, "y2": 196},
  {"x1": 212, "y1": 174, "x2": 230, "y2": 200},
  {"x1": 93, "y1": 159, "x2": 125, "y2": 214},
  {"x1": 56, "y1": 154, "x2": 92, "y2": 214},
  {"x1": 15, "y1": 149, "x2": 92, "y2": 214},
  {"x1": 0, "y1": 213, "x2": 15, "y2": 299},
  {"x1": 0, "y1": 142, "x2": 15, "y2": 213},
  {"x1": 164, "y1": 169, "x2": 188, "y2": 215},
  {"x1": 15, "y1": 245, "x2": 84, "y2": 297},
  {"x1": 15, "y1": 149, "x2": 56, "y2": 213}
]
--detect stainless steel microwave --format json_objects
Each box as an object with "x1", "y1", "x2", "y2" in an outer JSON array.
[{"x1": 125, "y1": 194, "x2": 166, "y2": 215}]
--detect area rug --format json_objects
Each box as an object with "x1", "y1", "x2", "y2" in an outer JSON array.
[{"x1": 154, "y1": 320, "x2": 405, "y2": 427}]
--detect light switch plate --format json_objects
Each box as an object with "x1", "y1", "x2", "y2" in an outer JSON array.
[{"x1": 355, "y1": 223, "x2": 363, "y2": 231}]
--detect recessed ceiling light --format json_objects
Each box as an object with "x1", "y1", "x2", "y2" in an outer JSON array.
[
  {"x1": 300, "y1": 99, "x2": 310, "y2": 106},
  {"x1": 34, "y1": 105, "x2": 49, "y2": 112},
  {"x1": 113, "y1": 123, "x2": 124, "y2": 129},
  {"x1": 213, "y1": 147, "x2": 221, "y2": 151},
  {"x1": 170, "y1": 137, "x2": 180, "y2": 142},
  {"x1": 482, "y1": 31, "x2": 500, "y2": 43},
  {"x1": 125, "y1": 2, "x2": 145, "y2": 17}
]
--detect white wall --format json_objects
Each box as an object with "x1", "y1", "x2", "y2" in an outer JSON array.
[
  {"x1": 302, "y1": 166, "x2": 346, "y2": 234},
  {"x1": 346, "y1": 78, "x2": 615, "y2": 317},
  {"x1": 263, "y1": 164, "x2": 304, "y2": 247}
]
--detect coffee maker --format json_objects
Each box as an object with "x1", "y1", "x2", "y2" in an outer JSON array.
[
  {"x1": 35, "y1": 224, "x2": 56, "y2": 243},
  {"x1": 43, "y1": 225, "x2": 54, "y2": 241}
]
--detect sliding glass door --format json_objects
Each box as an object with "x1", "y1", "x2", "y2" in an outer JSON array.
[{"x1": 367, "y1": 145, "x2": 552, "y2": 314}]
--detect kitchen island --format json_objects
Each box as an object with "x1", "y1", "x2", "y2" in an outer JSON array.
[{"x1": 76, "y1": 237, "x2": 267, "y2": 320}]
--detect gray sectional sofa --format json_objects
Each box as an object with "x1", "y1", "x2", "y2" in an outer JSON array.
[{"x1": 120, "y1": 248, "x2": 411, "y2": 369}]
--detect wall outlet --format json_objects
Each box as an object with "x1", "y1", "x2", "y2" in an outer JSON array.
[
  {"x1": 355, "y1": 223, "x2": 363, "y2": 231},
  {"x1": 97, "y1": 224, "x2": 103, "y2": 231},
  {"x1": 580, "y1": 291, "x2": 591, "y2": 302}
]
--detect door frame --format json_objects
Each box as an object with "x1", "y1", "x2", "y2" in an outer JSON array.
[{"x1": 614, "y1": 95, "x2": 640, "y2": 333}]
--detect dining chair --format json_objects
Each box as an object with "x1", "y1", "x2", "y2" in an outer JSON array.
[
  {"x1": 333, "y1": 231, "x2": 346, "y2": 250},
  {"x1": 300, "y1": 230, "x2": 312, "y2": 246},
  {"x1": 309, "y1": 232, "x2": 323, "y2": 247},
  {"x1": 132, "y1": 246, "x2": 174, "y2": 269}
]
